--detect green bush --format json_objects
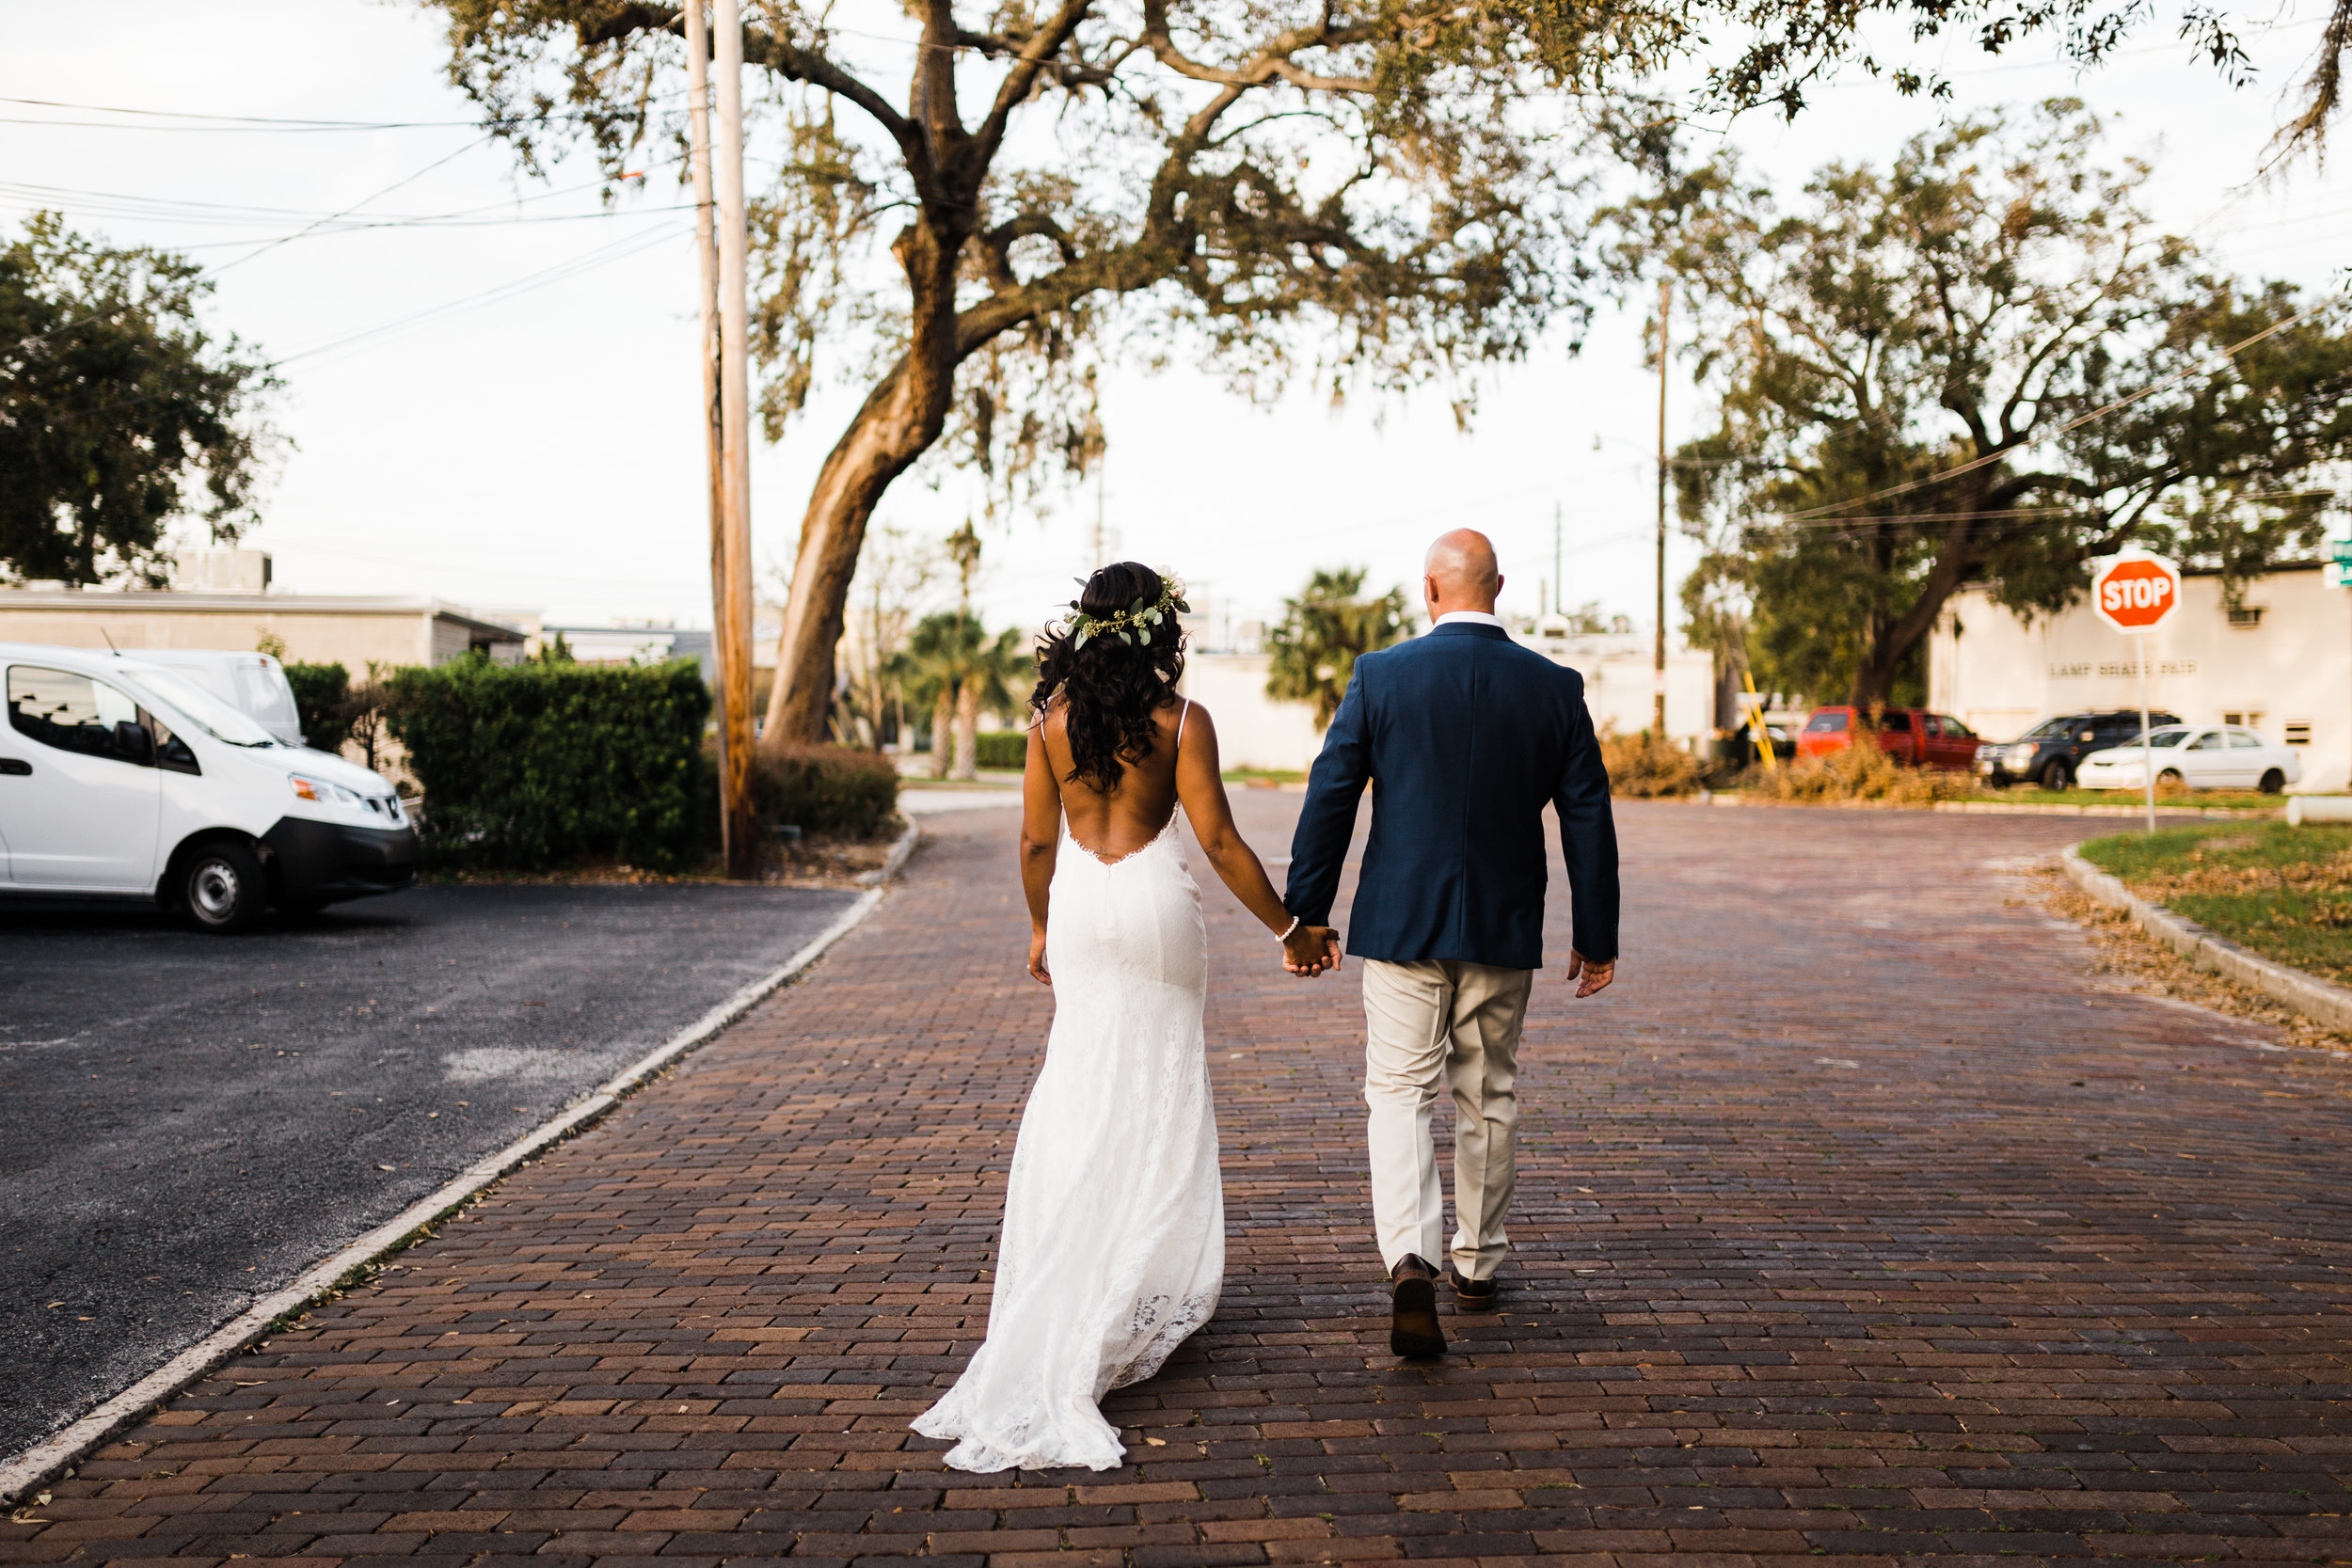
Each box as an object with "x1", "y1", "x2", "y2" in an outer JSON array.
[
  {"x1": 283, "y1": 661, "x2": 352, "y2": 752},
  {"x1": 387, "y1": 657, "x2": 712, "y2": 870},
  {"x1": 753, "y1": 745, "x2": 899, "y2": 839},
  {"x1": 973, "y1": 729, "x2": 1028, "y2": 770}
]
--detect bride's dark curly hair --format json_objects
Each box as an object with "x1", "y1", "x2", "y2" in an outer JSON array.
[{"x1": 1030, "y1": 561, "x2": 1189, "y2": 793}]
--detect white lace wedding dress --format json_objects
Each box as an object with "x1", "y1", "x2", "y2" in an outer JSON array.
[{"x1": 911, "y1": 800, "x2": 1225, "y2": 1473}]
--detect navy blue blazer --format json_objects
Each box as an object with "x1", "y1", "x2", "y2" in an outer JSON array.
[{"x1": 1282, "y1": 621, "x2": 1619, "y2": 970}]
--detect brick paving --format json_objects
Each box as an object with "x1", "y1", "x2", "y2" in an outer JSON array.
[{"x1": 16, "y1": 797, "x2": 2352, "y2": 1566}]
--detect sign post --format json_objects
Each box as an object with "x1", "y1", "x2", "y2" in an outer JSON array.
[{"x1": 2089, "y1": 549, "x2": 2183, "y2": 833}]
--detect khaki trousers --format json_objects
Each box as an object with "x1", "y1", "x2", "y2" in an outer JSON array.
[{"x1": 1359, "y1": 958, "x2": 1534, "y2": 1281}]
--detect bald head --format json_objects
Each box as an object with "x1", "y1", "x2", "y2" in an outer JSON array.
[{"x1": 1422, "y1": 528, "x2": 1502, "y2": 619}]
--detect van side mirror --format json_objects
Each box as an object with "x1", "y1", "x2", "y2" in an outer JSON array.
[{"x1": 115, "y1": 719, "x2": 155, "y2": 767}]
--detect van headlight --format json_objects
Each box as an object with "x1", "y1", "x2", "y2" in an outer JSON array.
[{"x1": 289, "y1": 773, "x2": 360, "y2": 806}]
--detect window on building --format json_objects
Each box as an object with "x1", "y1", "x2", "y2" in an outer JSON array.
[
  {"x1": 2226, "y1": 606, "x2": 2265, "y2": 628},
  {"x1": 2223, "y1": 711, "x2": 2242, "y2": 725},
  {"x1": 2285, "y1": 722, "x2": 2312, "y2": 746}
]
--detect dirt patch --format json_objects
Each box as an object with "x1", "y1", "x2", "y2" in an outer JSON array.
[{"x1": 2029, "y1": 866, "x2": 2352, "y2": 1053}]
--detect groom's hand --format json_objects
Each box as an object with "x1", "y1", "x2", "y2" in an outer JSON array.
[
  {"x1": 1566, "y1": 950, "x2": 1613, "y2": 998},
  {"x1": 1283, "y1": 924, "x2": 1341, "y2": 976}
]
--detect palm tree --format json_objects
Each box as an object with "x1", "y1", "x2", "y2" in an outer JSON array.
[
  {"x1": 893, "y1": 614, "x2": 1034, "y2": 778},
  {"x1": 1266, "y1": 568, "x2": 1412, "y2": 728}
]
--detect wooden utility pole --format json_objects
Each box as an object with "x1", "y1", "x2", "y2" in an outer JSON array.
[
  {"x1": 1653, "y1": 277, "x2": 1671, "y2": 738},
  {"x1": 711, "y1": 0, "x2": 757, "y2": 877},
  {"x1": 682, "y1": 1, "x2": 743, "y2": 875}
]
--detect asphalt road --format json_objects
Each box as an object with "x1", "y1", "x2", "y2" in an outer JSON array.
[{"x1": 0, "y1": 881, "x2": 862, "y2": 1460}]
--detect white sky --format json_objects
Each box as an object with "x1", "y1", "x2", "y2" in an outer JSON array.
[{"x1": 7, "y1": 1, "x2": 2346, "y2": 640}]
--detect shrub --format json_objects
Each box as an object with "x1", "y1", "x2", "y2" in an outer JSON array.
[
  {"x1": 282, "y1": 660, "x2": 352, "y2": 752},
  {"x1": 973, "y1": 729, "x2": 1027, "y2": 770},
  {"x1": 753, "y1": 745, "x2": 900, "y2": 839},
  {"x1": 387, "y1": 657, "x2": 711, "y2": 870},
  {"x1": 1600, "y1": 726, "x2": 1704, "y2": 798},
  {"x1": 1748, "y1": 736, "x2": 1967, "y2": 805}
]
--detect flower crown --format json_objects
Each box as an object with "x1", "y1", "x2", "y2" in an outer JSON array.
[{"x1": 1062, "y1": 571, "x2": 1189, "y2": 649}]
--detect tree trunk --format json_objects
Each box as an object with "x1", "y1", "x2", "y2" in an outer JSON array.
[
  {"x1": 930, "y1": 685, "x2": 956, "y2": 779},
  {"x1": 761, "y1": 214, "x2": 968, "y2": 746},
  {"x1": 952, "y1": 682, "x2": 980, "y2": 781}
]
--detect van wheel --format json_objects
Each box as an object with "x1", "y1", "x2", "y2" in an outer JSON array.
[
  {"x1": 182, "y1": 842, "x2": 267, "y2": 933},
  {"x1": 2038, "y1": 757, "x2": 2074, "y2": 791},
  {"x1": 2260, "y1": 768, "x2": 2286, "y2": 795}
]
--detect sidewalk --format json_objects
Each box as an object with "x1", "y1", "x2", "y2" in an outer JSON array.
[{"x1": 14, "y1": 800, "x2": 2352, "y2": 1565}]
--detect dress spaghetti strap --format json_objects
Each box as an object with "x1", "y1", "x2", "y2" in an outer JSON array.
[{"x1": 1176, "y1": 698, "x2": 1192, "y2": 745}]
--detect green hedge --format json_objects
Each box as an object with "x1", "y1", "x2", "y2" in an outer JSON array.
[
  {"x1": 283, "y1": 661, "x2": 352, "y2": 752},
  {"x1": 388, "y1": 657, "x2": 711, "y2": 871},
  {"x1": 973, "y1": 729, "x2": 1027, "y2": 769},
  {"x1": 753, "y1": 745, "x2": 899, "y2": 839}
]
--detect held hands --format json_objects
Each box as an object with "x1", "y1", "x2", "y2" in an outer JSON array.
[
  {"x1": 1565, "y1": 949, "x2": 1614, "y2": 998},
  {"x1": 1282, "y1": 924, "x2": 1342, "y2": 977},
  {"x1": 1027, "y1": 927, "x2": 1051, "y2": 986}
]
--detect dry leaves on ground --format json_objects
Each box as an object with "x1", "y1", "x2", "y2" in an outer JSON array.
[{"x1": 2030, "y1": 867, "x2": 2352, "y2": 1054}]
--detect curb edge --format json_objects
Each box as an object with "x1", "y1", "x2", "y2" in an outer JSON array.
[
  {"x1": 0, "y1": 825, "x2": 922, "y2": 1505},
  {"x1": 2058, "y1": 840, "x2": 2352, "y2": 1035}
]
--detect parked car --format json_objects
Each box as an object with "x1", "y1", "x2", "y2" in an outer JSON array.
[
  {"x1": 1795, "y1": 706, "x2": 1981, "y2": 770},
  {"x1": 1976, "y1": 708, "x2": 2183, "y2": 791},
  {"x1": 2076, "y1": 724, "x2": 2302, "y2": 795},
  {"x1": 0, "y1": 642, "x2": 418, "y2": 931}
]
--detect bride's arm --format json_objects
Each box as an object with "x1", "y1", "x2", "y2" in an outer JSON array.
[
  {"x1": 1019, "y1": 715, "x2": 1062, "y2": 985},
  {"x1": 1173, "y1": 704, "x2": 1341, "y2": 976}
]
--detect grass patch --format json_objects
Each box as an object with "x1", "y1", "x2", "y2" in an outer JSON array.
[
  {"x1": 1224, "y1": 768, "x2": 1306, "y2": 785},
  {"x1": 2079, "y1": 822, "x2": 2352, "y2": 983},
  {"x1": 1988, "y1": 785, "x2": 2280, "y2": 810}
]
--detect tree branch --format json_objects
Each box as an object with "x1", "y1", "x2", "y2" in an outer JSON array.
[{"x1": 578, "y1": 4, "x2": 914, "y2": 150}]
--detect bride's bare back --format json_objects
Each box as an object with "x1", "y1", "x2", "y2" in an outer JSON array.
[{"x1": 1035, "y1": 694, "x2": 1186, "y2": 862}]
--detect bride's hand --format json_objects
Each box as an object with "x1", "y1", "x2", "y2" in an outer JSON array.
[{"x1": 1026, "y1": 927, "x2": 1052, "y2": 986}]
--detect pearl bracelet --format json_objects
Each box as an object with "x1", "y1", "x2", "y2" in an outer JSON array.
[{"x1": 1276, "y1": 916, "x2": 1301, "y2": 942}]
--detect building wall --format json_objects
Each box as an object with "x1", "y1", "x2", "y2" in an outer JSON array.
[
  {"x1": 1929, "y1": 564, "x2": 2352, "y2": 791},
  {"x1": 1182, "y1": 631, "x2": 1717, "y2": 773},
  {"x1": 0, "y1": 593, "x2": 526, "y2": 673},
  {"x1": 1181, "y1": 654, "x2": 1323, "y2": 771}
]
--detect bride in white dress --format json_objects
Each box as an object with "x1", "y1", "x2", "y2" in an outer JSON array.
[{"x1": 912, "y1": 563, "x2": 1340, "y2": 1474}]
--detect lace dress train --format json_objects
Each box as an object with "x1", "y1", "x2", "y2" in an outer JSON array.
[{"x1": 911, "y1": 813, "x2": 1224, "y2": 1472}]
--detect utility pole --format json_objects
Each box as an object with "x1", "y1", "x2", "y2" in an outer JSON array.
[
  {"x1": 711, "y1": 0, "x2": 757, "y2": 878},
  {"x1": 1552, "y1": 503, "x2": 1562, "y2": 623},
  {"x1": 1653, "y1": 277, "x2": 1672, "y2": 739},
  {"x1": 682, "y1": 1, "x2": 741, "y2": 875}
]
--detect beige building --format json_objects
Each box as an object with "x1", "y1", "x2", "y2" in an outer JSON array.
[
  {"x1": 1180, "y1": 622, "x2": 1715, "y2": 773},
  {"x1": 0, "y1": 552, "x2": 527, "y2": 671},
  {"x1": 1929, "y1": 562, "x2": 2352, "y2": 791}
]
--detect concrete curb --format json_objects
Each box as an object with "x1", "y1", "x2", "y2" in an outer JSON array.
[
  {"x1": 858, "y1": 816, "x2": 923, "y2": 885},
  {"x1": 2059, "y1": 843, "x2": 2352, "y2": 1034},
  {"x1": 0, "y1": 854, "x2": 915, "y2": 1506}
]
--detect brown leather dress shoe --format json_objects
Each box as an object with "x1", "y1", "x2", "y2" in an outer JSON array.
[
  {"x1": 1445, "y1": 1264, "x2": 1499, "y2": 1312},
  {"x1": 1389, "y1": 1256, "x2": 1445, "y2": 1357}
]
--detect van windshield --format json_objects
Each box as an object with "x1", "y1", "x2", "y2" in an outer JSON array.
[{"x1": 128, "y1": 668, "x2": 278, "y2": 747}]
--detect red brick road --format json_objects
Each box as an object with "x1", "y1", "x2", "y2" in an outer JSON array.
[{"x1": 18, "y1": 798, "x2": 2352, "y2": 1566}]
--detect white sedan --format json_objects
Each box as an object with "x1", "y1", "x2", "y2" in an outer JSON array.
[{"x1": 2076, "y1": 724, "x2": 2302, "y2": 794}]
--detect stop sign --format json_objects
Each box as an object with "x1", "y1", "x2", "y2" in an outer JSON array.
[{"x1": 2090, "y1": 551, "x2": 2182, "y2": 634}]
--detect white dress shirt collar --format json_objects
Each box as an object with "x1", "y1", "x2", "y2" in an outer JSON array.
[{"x1": 1432, "y1": 610, "x2": 1506, "y2": 629}]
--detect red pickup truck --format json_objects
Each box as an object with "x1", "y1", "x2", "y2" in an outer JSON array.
[{"x1": 1795, "y1": 706, "x2": 1980, "y2": 771}]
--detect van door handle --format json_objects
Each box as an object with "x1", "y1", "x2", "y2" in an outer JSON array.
[{"x1": 0, "y1": 758, "x2": 27, "y2": 775}]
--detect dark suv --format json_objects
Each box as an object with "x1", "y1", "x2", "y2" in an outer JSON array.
[{"x1": 1977, "y1": 709, "x2": 2182, "y2": 789}]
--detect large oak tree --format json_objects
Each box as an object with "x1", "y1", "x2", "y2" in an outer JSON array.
[
  {"x1": 422, "y1": 0, "x2": 2332, "y2": 740},
  {"x1": 1612, "y1": 102, "x2": 2352, "y2": 709}
]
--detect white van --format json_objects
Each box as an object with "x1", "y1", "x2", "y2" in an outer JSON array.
[{"x1": 0, "y1": 642, "x2": 419, "y2": 931}]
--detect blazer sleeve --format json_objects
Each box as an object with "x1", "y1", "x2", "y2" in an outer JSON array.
[
  {"x1": 1552, "y1": 675, "x2": 1621, "y2": 963},
  {"x1": 1283, "y1": 665, "x2": 1373, "y2": 927}
]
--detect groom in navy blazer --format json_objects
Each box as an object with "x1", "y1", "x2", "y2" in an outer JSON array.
[{"x1": 1284, "y1": 528, "x2": 1618, "y2": 1356}]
